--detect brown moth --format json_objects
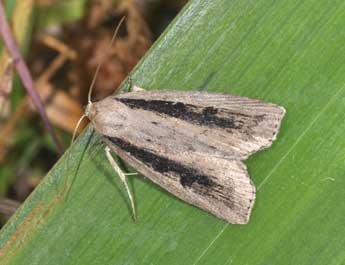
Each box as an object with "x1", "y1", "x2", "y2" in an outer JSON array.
[{"x1": 84, "y1": 86, "x2": 285, "y2": 224}]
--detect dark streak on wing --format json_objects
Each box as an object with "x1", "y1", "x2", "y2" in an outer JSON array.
[
  {"x1": 115, "y1": 98, "x2": 244, "y2": 129},
  {"x1": 106, "y1": 136, "x2": 233, "y2": 207},
  {"x1": 107, "y1": 136, "x2": 213, "y2": 188}
]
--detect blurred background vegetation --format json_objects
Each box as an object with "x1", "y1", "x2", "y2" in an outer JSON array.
[{"x1": 0, "y1": 0, "x2": 187, "y2": 227}]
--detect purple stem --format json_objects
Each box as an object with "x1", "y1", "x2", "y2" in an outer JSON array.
[{"x1": 0, "y1": 2, "x2": 63, "y2": 154}]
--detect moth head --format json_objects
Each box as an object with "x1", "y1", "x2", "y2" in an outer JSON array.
[
  {"x1": 84, "y1": 102, "x2": 93, "y2": 119},
  {"x1": 84, "y1": 101, "x2": 100, "y2": 124}
]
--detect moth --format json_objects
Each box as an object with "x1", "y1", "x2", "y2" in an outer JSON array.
[{"x1": 82, "y1": 86, "x2": 285, "y2": 224}]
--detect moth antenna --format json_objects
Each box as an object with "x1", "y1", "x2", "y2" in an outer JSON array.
[
  {"x1": 65, "y1": 17, "x2": 126, "y2": 195},
  {"x1": 88, "y1": 16, "x2": 126, "y2": 104},
  {"x1": 65, "y1": 114, "x2": 88, "y2": 190},
  {"x1": 105, "y1": 146, "x2": 136, "y2": 221}
]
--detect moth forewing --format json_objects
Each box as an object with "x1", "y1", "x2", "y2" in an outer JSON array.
[
  {"x1": 87, "y1": 89, "x2": 285, "y2": 224},
  {"x1": 104, "y1": 139, "x2": 255, "y2": 224}
]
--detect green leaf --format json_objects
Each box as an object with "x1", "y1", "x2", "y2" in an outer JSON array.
[{"x1": 1, "y1": 0, "x2": 345, "y2": 264}]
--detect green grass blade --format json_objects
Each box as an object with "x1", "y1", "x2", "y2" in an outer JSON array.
[{"x1": 1, "y1": 0, "x2": 345, "y2": 264}]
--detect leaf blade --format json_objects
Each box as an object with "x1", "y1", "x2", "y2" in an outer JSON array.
[{"x1": 1, "y1": 0, "x2": 345, "y2": 264}]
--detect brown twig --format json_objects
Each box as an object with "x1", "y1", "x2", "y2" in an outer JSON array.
[
  {"x1": 0, "y1": 2, "x2": 63, "y2": 154},
  {"x1": 0, "y1": 59, "x2": 13, "y2": 118}
]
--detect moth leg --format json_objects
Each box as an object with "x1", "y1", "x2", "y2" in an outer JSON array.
[
  {"x1": 132, "y1": 85, "x2": 145, "y2": 92},
  {"x1": 105, "y1": 146, "x2": 136, "y2": 221},
  {"x1": 124, "y1": 173, "x2": 138, "y2": 176},
  {"x1": 124, "y1": 76, "x2": 133, "y2": 93},
  {"x1": 124, "y1": 76, "x2": 145, "y2": 93}
]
